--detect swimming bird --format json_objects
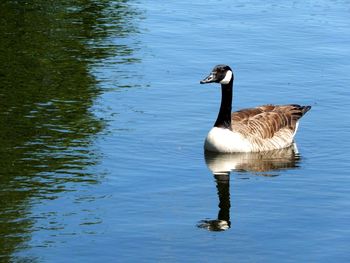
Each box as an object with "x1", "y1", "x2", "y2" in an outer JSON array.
[{"x1": 200, "y1": 64, "x2": 311, "y2": 153}]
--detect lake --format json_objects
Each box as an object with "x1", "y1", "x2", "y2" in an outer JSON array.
[{"x1": 1, "y1": 0, "x2": 350, "y2": 262}]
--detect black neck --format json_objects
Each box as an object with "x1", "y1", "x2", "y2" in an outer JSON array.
[{"x1": 214, "y1": 79, "x2": 233, "y2": 129}]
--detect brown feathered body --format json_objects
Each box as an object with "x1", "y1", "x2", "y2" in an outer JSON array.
[{"x1": 205, "y1": 104, "x2": 311, "y2": 152}]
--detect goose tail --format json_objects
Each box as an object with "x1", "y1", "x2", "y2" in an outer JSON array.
[
  {"x1": 291, "y1": 105, "x2": 311, "y2": 138},
  {"x1": 302, "y1": 105, "x2": 312, "y2": 115}
]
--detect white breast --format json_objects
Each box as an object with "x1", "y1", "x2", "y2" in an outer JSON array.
[
  {"x1": 204, "y1": 127, "x2": 253, "y2": 153},
  {"x1": 205, "y1": 127, "x2": 295, "y2": 153}
]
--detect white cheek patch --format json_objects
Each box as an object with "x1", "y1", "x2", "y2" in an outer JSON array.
[{"x1": 220, "y1": 70, "x2": 233, "y2": 84}]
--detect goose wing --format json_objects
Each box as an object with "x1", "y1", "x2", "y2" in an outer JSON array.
[{"x1": 231, "y1": 104, "x2": 311, "y2": 139}]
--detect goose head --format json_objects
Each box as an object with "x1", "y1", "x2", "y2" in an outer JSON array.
[{"x1": 200, "y1": 64, "x2": 234, "y2": 85}]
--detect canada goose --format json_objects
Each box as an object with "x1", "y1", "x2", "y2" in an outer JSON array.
[{"x1": 200, "y1": 64, "x2": 311, "y2": 153}]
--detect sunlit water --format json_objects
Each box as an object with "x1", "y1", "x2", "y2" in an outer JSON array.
[{"x1": 1, "y1": 0, "x2": 350, "y2": 262}]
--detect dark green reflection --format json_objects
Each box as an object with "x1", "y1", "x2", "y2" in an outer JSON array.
[{"x1": 0, "y1": 0, "x2": 140, "y2": 260}]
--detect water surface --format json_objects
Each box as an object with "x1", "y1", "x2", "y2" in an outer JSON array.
[{"x1": 1, "y1": 0, "x2": 350, "y2": 262}]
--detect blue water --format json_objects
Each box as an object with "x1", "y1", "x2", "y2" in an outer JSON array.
[{"x1": 2, "y1": 0, "x2": 350, "y2": 262}]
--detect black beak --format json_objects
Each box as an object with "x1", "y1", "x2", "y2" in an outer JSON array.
[{"x1": 200, "y1": 72, "x2": 216, "y2": 84}]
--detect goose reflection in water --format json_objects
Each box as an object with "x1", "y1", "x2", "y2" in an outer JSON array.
[{"x1": 197, "y1": 144, "x2": 300, "y2": 231}]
